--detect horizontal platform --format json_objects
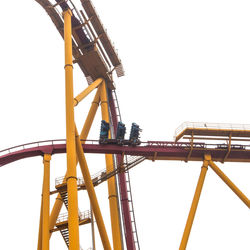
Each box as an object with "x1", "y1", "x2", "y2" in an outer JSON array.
[
  {"x1": 51, "y1": 210, "x2": 91, "y2": 232},
  {"x1": 175, "y1": 122, "x2": 250, "y2": 141},
  {"x1": 1, "y1": 140, "x2": 250, "y2": 166}
]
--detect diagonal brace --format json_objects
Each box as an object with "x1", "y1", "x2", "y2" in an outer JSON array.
[
  {"x1": 74, "y1": 78, "x2": 103, "y2": 106},
  {"x1": 209, "y1": 160, "x2": 250, "y2": 208},
  {"x1": 75, "y1": 126, "x2": 112, "y2": 250}
]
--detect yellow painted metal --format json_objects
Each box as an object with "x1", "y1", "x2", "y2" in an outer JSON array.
[
  {"x1": 75, "y1": 126, "x2": 112, "y2": 250},
  {"x1": 79, "y1": 86, "x2": 101, "y2": 139},
  {"x1": 37, "y1": 199, "x2": 43, "y2": 250},
  {"x1": 209, "y1": 160, "x2": 250, "y2": 208},
  {"x1": 179, "y1": 156, "x2": 209, "y2": 250},
  {"x1": 63, "y1": 9, "x2": 80, "y2": 250},
  {"x1": 100, "y1": 81, "x2": 123, "y2": 250},
  {"x1": 175, "y1": 123, "x2": 250, "y2": 142},
  {"x1": 49, "y1": 88, "x2": 100, "y2": 235},
  {"x1": 42, "y1": 154, "x2": 51, "y2": 250},
  {"x1": 49, "y1": 196, "x2": 64, "y2": 235},
  {"x1": 74, "y1": 78, "x2": 103, "y2": 106}
]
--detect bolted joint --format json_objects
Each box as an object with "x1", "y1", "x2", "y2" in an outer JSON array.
[
  {"x1": 43, "y1": 154, "x2": 51, "y2": 163},
  {"x1": 100, "y1": 100, "x2": 108, "y2": 105},
  {"x1": 204, "y1": 154, "x2": 211, "y2": 161},
  {"x1": 74, "y1": 98, "x2": 79, "y2": 106},
  {"x1": 62, "y1": 9, "x2": 72, "y2": 17},
  {"x1": 202, "y1": 154, "x2": 211, "y2": 169},
  {"x1": 66, "y1": 175, "x2": 78, "y2": 182},
  {"x1": 202, "y1": 161, "x2": 209, "y2": 170},
  {"x1": 56, "y1": 197, "x2": 63, "y2": 202},
  {"x1": 92, "y1": 100, "x2": 100, "y2": 106},
  {"x1": 108, "y1": 194, "x2": 118, "y2": 199},
  {"x1": 64, "y1": 63, "x2": 73, "y2": 69}
]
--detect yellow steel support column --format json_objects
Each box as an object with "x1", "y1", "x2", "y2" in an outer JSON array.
[
  {"x1": 49, "y1": 196, "x2": 64, "y2": 235},
  {"x1": 179, "y1": 156, "x2": 209, "y2": 250},
  {"x1": 42, "y1": 154, "x2": 51, "y2": 250},
  {"x1": 37, "y1": 199, "x2": 43, "y2": 250},
  {"x1": 63, "y1": 9, "x2": 80, "y2": 250},
  {"x1": 209, "y1": 160, "x2": 250, "y2": 208},
  {"x1": 49, "y1": 87, "x2": 101, "y2": 235},
  {"x1": 100, "y1": 81, "x2": 123, "y2": 250},
  {"x1": 75, "y1": 127, "x2": 112, "y2": 250}
]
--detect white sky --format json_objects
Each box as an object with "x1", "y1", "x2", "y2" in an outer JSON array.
[{"x1": 0, "y1": 0, "x2": 249, "y2": 249}]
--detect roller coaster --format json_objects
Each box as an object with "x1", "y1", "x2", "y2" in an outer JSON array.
[{"x1": 0, "y1": 1, "x2": 249, "y2": 250}]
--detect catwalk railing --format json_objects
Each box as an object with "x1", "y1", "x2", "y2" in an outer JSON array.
[
  {"x1": 56, "y1": 210, "x2": 91, "y2": 224},
  {"x1": 175, "y1": 122, "x2": 250, "y2": 139}
]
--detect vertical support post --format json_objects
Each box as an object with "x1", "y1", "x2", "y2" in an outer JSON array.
[
  {"x1": 179, "y1": 156, "x2": 209, "y2": 250},
  {"x1": 37, "y1": 198, "x2": 43, "y2": 250},
  {"x1": 100, "y1": 81, "x2": 123, "y2": 250},
  {"x1": 49, "y1": 196, "x2": 64, "y2": 235},
  {"x1": 42, "y1": 154, "x2": 51, "y2": 250},
  {"x1": 63, "y1": 9, "x2": 80, "y2": 250},
  {"x1": 49, "y1": 87, "x2": 101, "y2": 235}
]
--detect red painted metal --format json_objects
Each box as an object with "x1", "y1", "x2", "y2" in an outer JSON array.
[
  {"x1": 1, "y1": 140, "x2": 250, "y2": 167},
  {"x1": 108, "y1": 90, "x2": 136, "y2": 250}
]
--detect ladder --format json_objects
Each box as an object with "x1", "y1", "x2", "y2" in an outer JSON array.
[
  {"x1": 111, "y1": 89, "x2": 141, "y2": 250},
  {"x1": 124, "y1": 156, "x2": 144, "y2": 250},
  {"x1": 55, "y1": 181, "x2": 89, "y2": 249},
  {"x1": 112, "y1": 90, "x2": 122, "y2": 122}
]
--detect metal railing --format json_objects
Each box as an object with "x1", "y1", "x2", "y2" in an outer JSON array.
[
  {"x1": 175, "y1": 122, "x2": 250, "y2": 139},
  {"x1": 56, "y1": 210, "x2": 91, "y2": 224},
  {"x1": 0, "y1": 139, "x2": 102, "y2": 157},
  {"x1": 0, "y1": 139, "x2": 66, "y2": 157},
  {"x1": 55, "y1": 156, "x2": 146, "y2": 192},
  {"x1": 55, "y1": 168, "x2": 107, "y2": 187},
  {"x1": 0, "y1": 138, "x2": 204, "y2": 159},
  {"x1": 2, "y1": 138, "x2": 250, "y2": 160}
]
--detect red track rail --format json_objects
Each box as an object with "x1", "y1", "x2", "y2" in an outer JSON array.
[{"x1": 1, "y1": 140, "x2": 250, "y2": 167}]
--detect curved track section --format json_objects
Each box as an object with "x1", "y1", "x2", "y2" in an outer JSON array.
[{"x1": 1, "y1": 140, "x2": 250, "y2": 167}]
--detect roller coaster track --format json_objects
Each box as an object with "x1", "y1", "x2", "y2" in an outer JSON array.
[
  {"x1": 1, "y1": 0, "x2": 249, "y2": 249},
  {"x1": 1, "y1": 139, "x2": 250, "y2": 167}
]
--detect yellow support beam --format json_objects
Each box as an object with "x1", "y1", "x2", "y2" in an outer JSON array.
[
  {"x1": 49, "y1": 87, "x2": 100, "y2": 235},
  {"x1": 42, "y1": 154, "x2": 51, "y2": 250},
  {"x1": 37, "y1": 198, "x2": 43, "y2": 250},
  {"x1": 179, "y1": 156, "x2": 209, "y2": 250},
  {"x1": 74, "y1": 78, "x2": 103, "y2": 106},
  {"x1": 75, "y1": 126, "x2": 112, "y2": 250},
  {"x1": 100, "y1": 81, "x2": 123, "y2": 250},
  {"x1": 49, "y1": 196, "x2": 64, "y2": 235},
  {"x1": 209, "y1": 160, "x2": 250, "y2": 208},
  {"x1": 63, "y1": 9, "x2": 80, "y2": 250},
  {"x1": 79, "y1": 86, "x2": 101, "y2": 138}
]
